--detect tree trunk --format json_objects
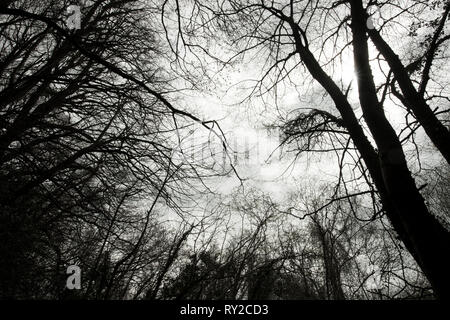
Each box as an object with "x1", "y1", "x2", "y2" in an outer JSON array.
[
  {"x1": 314, "y1": 221, "x2": 346, "y2": 300},
  {"x1": 366, "y1": 22, "x2": 450, "y2": 165},
  {"x1": 349, "y1": 0, "x2": 450, "y2": 299},
  {"x1": 276, "y1": 2, "x2": 450, "y2": 299}
]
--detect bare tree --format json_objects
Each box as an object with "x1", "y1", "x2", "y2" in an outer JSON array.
[
  {"x1": 0, "y1": 0, "x2": 222, "y2": 299},
  {"x1": 161, "y1": 0, "x2": 450, "y2": 298}
]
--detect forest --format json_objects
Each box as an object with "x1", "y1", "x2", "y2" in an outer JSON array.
[{"x1": 0, "y1": 0, "x2": 449, "y2": 300}]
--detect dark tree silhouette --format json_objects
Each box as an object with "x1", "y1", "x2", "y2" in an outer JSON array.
[{"x1": 162, "y1": 0, "x2": 450, "y2": 298}]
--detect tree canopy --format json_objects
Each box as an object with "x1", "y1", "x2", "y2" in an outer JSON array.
[{"x1": 0, "y1": 0, "x2": 448, "y2": 300}]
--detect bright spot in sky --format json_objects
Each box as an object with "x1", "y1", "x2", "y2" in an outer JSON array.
[{"x1": 340, "y1": 58, "x2": 357, "y2": 85}]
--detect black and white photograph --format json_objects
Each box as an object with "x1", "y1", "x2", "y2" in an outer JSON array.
[{"x1": 0, "y1": 0, "x2": 449, "y2": 311}]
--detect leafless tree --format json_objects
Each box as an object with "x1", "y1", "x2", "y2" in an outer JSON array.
[{"x1": 161, "y1": 0, "x2": 449, "y2": 298}]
